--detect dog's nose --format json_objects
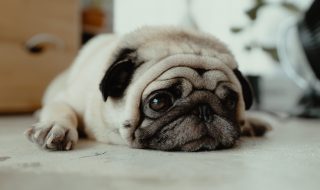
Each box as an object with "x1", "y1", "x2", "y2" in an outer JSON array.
[{"x1": 192, "y1": 104, "x2": 213, "y2": 122}]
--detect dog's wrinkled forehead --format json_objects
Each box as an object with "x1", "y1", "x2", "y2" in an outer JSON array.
[
  {"x1": 111, "y1": 26, "x2": 237, "y2": 68},
  {"x1": 142, "y1": 67, "x2": 231, "y2": 100},
  {"x1": 100, "y1": 26, "x2": 240, "y2": 101}
]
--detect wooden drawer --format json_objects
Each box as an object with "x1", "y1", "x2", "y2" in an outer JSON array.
[{"x1": 0, "y1": 0, "x2": 80, "y2": 113}]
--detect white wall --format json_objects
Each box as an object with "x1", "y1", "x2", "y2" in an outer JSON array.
[{"x1": 114, "y1": 0, "x2": 187, "y2": 34}]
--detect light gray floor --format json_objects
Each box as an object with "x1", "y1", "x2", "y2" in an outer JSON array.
[{"x1": 0, "y1": 114, "x2": 320, "y2": 190}]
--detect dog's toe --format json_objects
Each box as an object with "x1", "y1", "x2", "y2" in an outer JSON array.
[
  {"x1": 25, "y1": 122, "x2": 78, "y2": 151},
  {"x1": 240, "y1": 117, "x2": 272, "y2": 137}
]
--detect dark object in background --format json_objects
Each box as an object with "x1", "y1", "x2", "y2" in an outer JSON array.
[
  {"x1": 81, "y1": 0, "x2": 113, "y2": 44},
  {"x1": 82, "y1": 6, "x2": 106, "y2": 44},
  {"x1": 296, "y1": 0, "x2": 320, "y2": 118},
  {"x1": 298, "y1": 0, "x2": 320, "y2": 81}
]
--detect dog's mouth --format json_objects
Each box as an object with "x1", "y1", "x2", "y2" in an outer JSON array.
[
  {"x1": 176, "y1": 136, "x2": 217, "y2": 152},
  {"x1": 132, "y1": 112, "x2": 239, "y2": 152}
]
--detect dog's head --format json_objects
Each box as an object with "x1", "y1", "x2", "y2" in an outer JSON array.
[{"x1": 99, "y1": 26, "x2": 253, "y2": 151}]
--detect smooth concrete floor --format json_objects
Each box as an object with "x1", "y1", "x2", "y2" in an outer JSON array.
[{"x1": 0, "y1": 114, "x2": 320, "y2": 190}]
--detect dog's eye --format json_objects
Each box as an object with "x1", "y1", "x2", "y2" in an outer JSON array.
[
  {"x1": 226, "y1": 98, "x2": 237, "y2": 110},
  {"x1": 222, "y1": 89, "x2": 238, "y2": 110},
  {"x1": 149, "y1": 93, "x2": 173, "y2": 112}
]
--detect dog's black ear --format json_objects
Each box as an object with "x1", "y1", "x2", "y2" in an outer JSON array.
[
  {"x1": 233, "y1": 69, "x2": 253, "y2": 110},
  {"x1": 99, "y1": 48, "x2": 136, "y2": 101}
]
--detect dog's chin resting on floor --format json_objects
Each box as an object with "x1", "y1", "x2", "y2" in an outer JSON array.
[{"x1": 25, "y1": 26, "x2": 271, "y2": 152}]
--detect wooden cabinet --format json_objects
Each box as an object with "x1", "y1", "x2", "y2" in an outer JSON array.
[{"x1": 0, "y1": 0, "x2": 80, "y2": 113}]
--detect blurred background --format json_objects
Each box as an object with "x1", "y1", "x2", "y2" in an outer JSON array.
[{"x1": 0, "y1": 0, "x2": 319, "y2": 118}]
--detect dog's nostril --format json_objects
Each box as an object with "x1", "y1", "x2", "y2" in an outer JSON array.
[{"x1": 193, "y1": 104, "x2": 213, "y2": 122}]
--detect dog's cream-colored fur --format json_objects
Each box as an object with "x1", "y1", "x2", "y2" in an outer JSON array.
[{"x1": 25, "y1": 26, "x2": 267, "y2": 150}]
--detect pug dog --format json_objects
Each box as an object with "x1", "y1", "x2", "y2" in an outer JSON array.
[{"x1": 25, "y1": 26, "x2": 270, "y2": 151}]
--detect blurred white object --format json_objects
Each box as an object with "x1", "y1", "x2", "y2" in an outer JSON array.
[
  {"x1": 277, "y1": 0, "x2": 320, "y2": 118},
  {"x1": 252, "y1": 5, "x2": 294, "y2": 47},
  {"x1": 277, "y1": 17, "x2": 320, "y2": 92}
]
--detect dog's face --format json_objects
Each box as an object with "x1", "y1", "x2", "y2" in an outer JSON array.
[
  {"x1": 137, "y1": 76, "x2": 241, "y2": 151},
  {"x1": 99, "y1": 27, "x2": 253, "y2": 151}
]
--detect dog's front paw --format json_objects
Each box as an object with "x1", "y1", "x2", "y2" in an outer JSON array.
[
  {"x1": 241, "y1": 117, "x2": 272, "y2": 137},
  {"x1": 25, "y1": 122, "x2": 78, "y2": 151}
]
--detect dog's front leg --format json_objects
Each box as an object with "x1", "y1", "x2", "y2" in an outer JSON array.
[{"x1": 25, "y1": 102, "x2": 78, "y2": 151}]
